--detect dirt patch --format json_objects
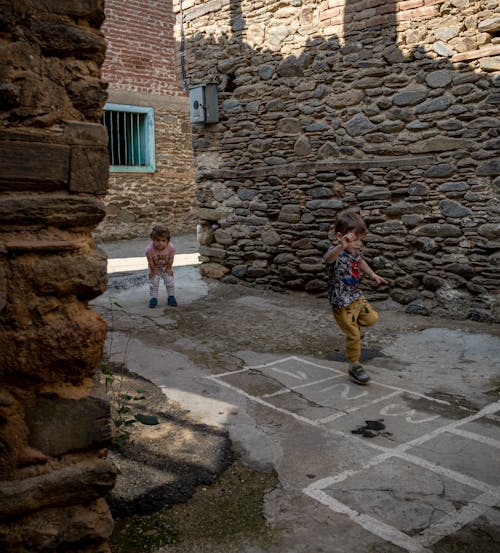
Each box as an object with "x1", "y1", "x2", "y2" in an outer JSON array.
[
  {"x1": 110, "y1": 457, "x2": 278, "y2": 553},
  {"x1": 103, "y1": 365, "x2": 277, "y2": 552},
  {"x1": 103, "y1": 365, "x2": 233, "y2": 517}
]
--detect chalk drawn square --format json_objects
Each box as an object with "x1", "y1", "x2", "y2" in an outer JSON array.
[
  {"x1": 409, "y1": 433, "x2": 500, "y2": 487},
  {"x1": 255, "y1": 357, "x2": 343, "y2": 389},
  {"x1": 322, "y1": 393, "x2": 462, "y2": 447},
  {"x1": 460, "y1": 416, "x2": 500, "y2": 443},
  {"x1": 216, "y1": 368, "x2": 285, "y2": 397},
  {"x1": 263, "y1": 388, "x2": 343, "y2": 422},
  {"x1": 322, "y1": 457, "x2": 478, "y2": 534},
  {"x1": 302, "y1": 379, "x2": 397, "y2": 413}
]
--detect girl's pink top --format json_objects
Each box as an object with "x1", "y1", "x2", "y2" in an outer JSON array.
[{"x1": 145, "y1": 242, "x2": 176, "y2": 272}]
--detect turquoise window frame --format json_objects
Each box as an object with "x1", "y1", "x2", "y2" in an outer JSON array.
[{"x1": 102, "y1": 103, "x2": 156, "y2": 173}]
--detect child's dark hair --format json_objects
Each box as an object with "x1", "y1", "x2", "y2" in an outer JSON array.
[
  {"x1": 334, "y1": 210, "x2": 367, "y2": 236},
  {"x1": 150, "y1": 225, "x2": 170, "y2": 240}
]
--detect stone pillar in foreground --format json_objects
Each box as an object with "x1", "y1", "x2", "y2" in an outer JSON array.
[{"x1": 0, "y1": 2, "x2": 117, "y2": 551}]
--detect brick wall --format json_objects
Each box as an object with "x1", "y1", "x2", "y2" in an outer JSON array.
[
  {"x1": 96, "y1": 0, "x2": 196, "y2": 240},
  {"x1": 102, "y1": 0, "x2": 185, "y2": 96}
]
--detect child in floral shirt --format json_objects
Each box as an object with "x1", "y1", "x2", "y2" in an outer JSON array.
[{"x1": 323, "y1": 211, "x2": 388, "y2": 384}]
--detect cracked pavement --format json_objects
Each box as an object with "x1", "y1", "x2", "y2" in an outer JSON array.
[{"x1": 93, "y1": 234, "x2": 500, "y2": 553}]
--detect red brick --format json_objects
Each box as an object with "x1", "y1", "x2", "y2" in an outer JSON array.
[
  {"x1": 327, "y1": 0, "x2": 345, "y2": 7},
  {"x1": 398, "y1": 0, "x2": 424, "y2": 9},
  {"x1": 351, "y1": 8, "x2": 377, "y2": 22},
  {"x1": 376, "y1": 3, "x2": 397, "y2": 14},
  {"x1": 413, "y1": 5, "x2": 439, "y2": 16},
  {"x1": 321, "y1": 6, "x2": 342, "y2": 20},
  {"x1": 102, "y1": 0, "x2": 184, "y2": 96}
]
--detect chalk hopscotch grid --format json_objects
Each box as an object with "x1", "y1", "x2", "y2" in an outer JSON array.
[{"x1": 207, "y1": 355, "x2": 500, "y2": 553}]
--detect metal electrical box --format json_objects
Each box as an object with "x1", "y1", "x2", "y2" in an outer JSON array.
[{"x1": 189, "y1": 84, "x2": 219, "y2": 124}]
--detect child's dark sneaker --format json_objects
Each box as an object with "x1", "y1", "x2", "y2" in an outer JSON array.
[
  {"x1": 348, "y1": 362, "x2": 370, "y2": 385},
  {"x1": 149, "y1": 297, "x2": 158, "y2": 308},
  {"x1": 167, "y1": 295, "x2": 177, "y2": 307}
]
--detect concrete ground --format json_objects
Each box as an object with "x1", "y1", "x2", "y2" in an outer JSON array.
[{"x1": 92, "y1": 234, "x2": 500, "y2": 553}]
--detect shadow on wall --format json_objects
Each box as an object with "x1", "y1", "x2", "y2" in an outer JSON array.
[{"x1": 185, "y1": 0, "x2": 499, "y2": 321}]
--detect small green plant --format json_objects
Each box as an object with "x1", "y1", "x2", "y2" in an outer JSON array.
[
  {"x1": 101, "y1": 360, "x2": 145, "y2": 448},
  {"x1": 99, "y1": 297, "x2": 149, "y2": 448}
]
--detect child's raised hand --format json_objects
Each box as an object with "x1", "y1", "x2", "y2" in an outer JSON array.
[
  {"x1": 340, "y1": 232, "x2": 356, "y2": 248},
  {"x1": 371, "y1": 272, "x2": 389, "y2": 286}
]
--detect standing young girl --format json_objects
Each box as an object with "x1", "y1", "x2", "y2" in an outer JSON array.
[{"x1": 145, "y1": 225, "x2": 177, "y2": 308}]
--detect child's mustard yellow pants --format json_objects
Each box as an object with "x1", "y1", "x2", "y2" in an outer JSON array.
[{"x1": 332, "y1": 296, "x2": 379, "y2": 363}]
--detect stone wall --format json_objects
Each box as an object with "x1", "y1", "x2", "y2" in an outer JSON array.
[
  {"x1": 175, "y1": 0, "x2": 500, "y2": 321},
  {"x1": 96, "y1": 0, "x2": 196, "y2": 241},
  {"x1": 0, "y1": 1, "x2": 116, "y2": 551}
]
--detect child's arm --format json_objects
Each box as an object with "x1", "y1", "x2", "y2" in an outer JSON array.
[
  {"x1": 323, "y1": 232, "x2": 356, "y2": 264},
  {"x1": 146, "y1": 250, "x2": 157, "y2": 277},
  {"x1": 164, "y1": 245, "x2": 175, "y2": 276},
  {"x1": 360, "y1": 259, "x2": 388, "y2": 286}
]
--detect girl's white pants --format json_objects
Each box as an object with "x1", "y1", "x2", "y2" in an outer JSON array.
[{"x1": 149, "y1": 272, "x2": 175, "y2": 298}]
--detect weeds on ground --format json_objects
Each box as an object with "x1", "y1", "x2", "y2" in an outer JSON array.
[
  {"x1": 101, "y1": 359, "x2": 149, "y2": 449},
  {"x1": 99, "y1": 298, "x2": 149, "y2": 448}
]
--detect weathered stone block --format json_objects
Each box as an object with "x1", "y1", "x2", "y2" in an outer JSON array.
[
  {"x1": 0, "y1": 140, "x2": 69, "y2": 190},
  {"x1": 261, "y1": 229, "x2": 281, "y2": 245},
  {"x1": 425, "y1": 70, "x2": 452, "y2": 89},
  {"x1": 69, "y1": 146, "x2": 109, "y2": 194},
  {"x1": 409, "y1": 138, "x2": 471, "y2": 153},
  {"x1": 344, "y1": 114, "x2": 376, "y2": 136},
  {"x1": 26, "y1": 393, "x2": 113, "y2": 456},
  {"x1": 292, "y1": 134, "x2": 311, "y2": 158},
  {"x1": 477, "y1": 160, "x2": 500, "y2": 176},
  {"x1": 231, "y1": 265, "x2": 248, "y2": 278},
  {"x1": 439, "y1": 199, "x2": 471, "y2": 218},
  {"x1": 17, "y1": 499, "x2": 113, "y2": 552},
  {"x1": 478, "y1": 223, "x2": 500, "y2": 239},
  {"x1": 414, "y1": 224, "x2": 462, "y2": 238},
  {"x1": 393, "y1": 90, "x2": 427, "y2": 107},
  {"x1": 423, "y1": 274, "x2": 447, "y2": 290},
  {"x1": 200, "y1": 263, "x2": 230, "y2": 278},
  {"x1": 425, "y1": 163, "x2": 455, "y2": 178},
  {"x1": 197, "y1": 207, "x2": 233, "y2": 221},
  {"x1": 199, "y1": 246, "x2": 227, "y2": 259},
  {"x1": 305, "y1": 199, "x2": 343, "y2": 210},
  {"x1": 32, "y1": 16, "x2": 106, "y2": 62},
  {"x1": 0, "y1": 459, "x2": 117, "y2": 517},
  {"x1": 32, "y1": 248, "x2": 108, "y2": 299},
  {"x1": 278, "y1": 205, "x2": 301, "y2": 223},
  {"x1": 357, "y1": 186, "x2": 391, "y2": 200},
  {"x1": 415, "y1": 96, "x2": 453, "y2": 114},
  {"x1": 63, "y1": 121, "x2": 108, "y2": 146},
  {"x1": 0, "y1": 195, "x2": 106, "y2": 230}
]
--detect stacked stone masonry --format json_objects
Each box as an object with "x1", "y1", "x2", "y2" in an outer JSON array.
[
  {"x1": 97, "y1": 0, "x2": 196, "y2": 240},
  {"x1": 174, "y1": 0, "x2": 500, "y2": 321},
  {"x1": 0, "y1": 2, "x2": 116, "y2": 551}
]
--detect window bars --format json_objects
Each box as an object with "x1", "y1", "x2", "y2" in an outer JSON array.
[{"x1": 102, "y1": 104, "x2": 156, "y2": 173}]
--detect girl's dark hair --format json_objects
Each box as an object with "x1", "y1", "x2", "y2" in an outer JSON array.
[
  {"x1": 150, "y1": 225, "x2": 170, "y2": 240},
  {"x1": 334, "y1": 210, "x2": 367, "y2": 236}
]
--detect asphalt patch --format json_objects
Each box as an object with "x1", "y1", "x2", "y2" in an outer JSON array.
[{"x1": 351, "y1": 419, "x2": 393, "y2": 438}]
